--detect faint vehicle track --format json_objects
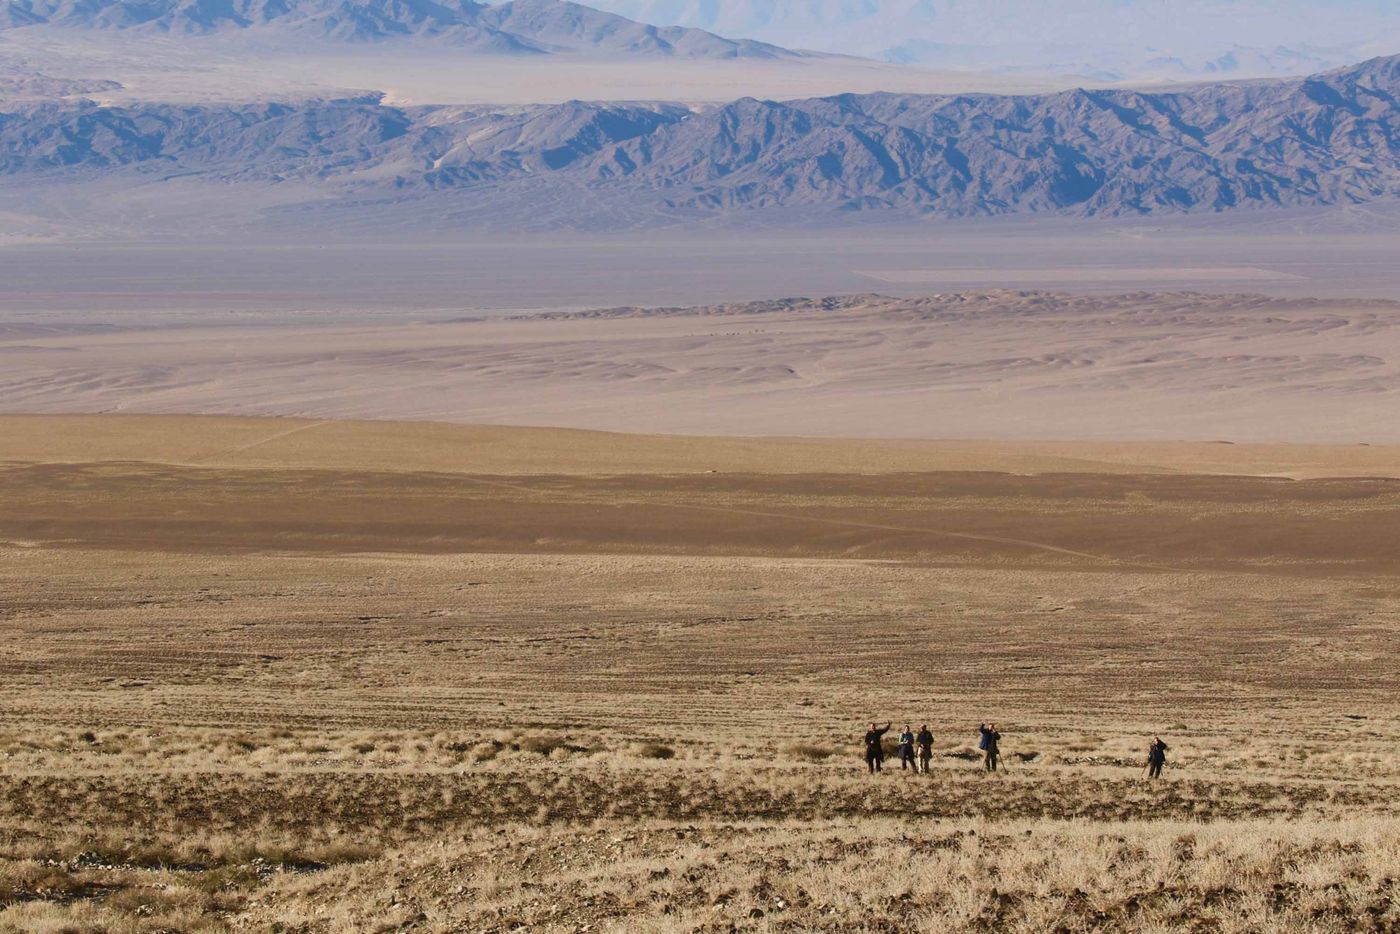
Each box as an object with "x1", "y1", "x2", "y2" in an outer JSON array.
[
  {"x1": 186, "y1": 419, "x2": 332, "y2": 464},
  {"x1": 463, "y1": 475, "x2": 1185, "y2": 571}
]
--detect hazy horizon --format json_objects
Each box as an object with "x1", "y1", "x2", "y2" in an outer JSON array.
[{"x1": 563, "y1": 0, "x2": 1400, "y2": 80}]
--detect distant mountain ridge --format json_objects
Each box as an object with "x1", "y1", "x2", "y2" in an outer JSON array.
[
  {"x1": 4, "y1": 55, "x2": 1400, "y2": 229},
  {"x1": 0, "y1": 0, "x2": 797, "y2": 56},
  {"x1": 573, "y1": 0, "x2": 1400, "y2": 80}
]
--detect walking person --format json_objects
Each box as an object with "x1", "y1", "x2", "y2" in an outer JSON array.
[
  {"x1": 897, "y1": 725, "x2": 917, "y2": 772},
  {"x1": 1145, "y1": 736, "x2": 1169, "y2": 779},
  {"x1": 864, "y1": 722, "x2": 891, "y2": 774},
  {"x1": 978, "y1": 722, "x2": 1002, "y2": 773},
  {"x1": 916, "y1": 724, "x2": 934, "y2": 774}
]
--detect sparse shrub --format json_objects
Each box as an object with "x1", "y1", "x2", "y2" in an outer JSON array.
[
  {"x1": 303, "y1": 842, "x2": 376, "y2": 866},
  {"x1": 783, "y1": 743, "x2": 835, "y2": 762},
  {"x1": 106, "y1": 885, "x2": 184, "y2": 915},
  {"x1": 252, "y1": 840, "x2": 372, "y2": 868},
  {"x1": 520, "y1": 734, "x2": 570, "y2": 756},
  {"x1": 186, "y1": 864, "x2": 261, "y2": 896},
  {"x1": 630, "y1": 742, "x2": 675, "y2": 760},
  {"x1": 352, "y1": 742, "x2": 376, "y2": 755}
]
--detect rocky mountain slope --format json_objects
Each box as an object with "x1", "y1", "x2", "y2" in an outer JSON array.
[
  {"x1": 3, "y1": 55, "x2": 1400, "y2": 227},
  {"x1": 0, "y1": 0, "x2": 795, "y2": 57}
]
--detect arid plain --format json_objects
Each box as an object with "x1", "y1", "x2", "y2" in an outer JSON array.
[
  {"x1": 7, "y1": 291, "x2": 1400, "y2": 442},
  {"x1": 8, "y1": 0, "x2": 1400, "y2": 923},
  {"x1": 3, "y1": 406, "x2": 1400, "y2": 932}
]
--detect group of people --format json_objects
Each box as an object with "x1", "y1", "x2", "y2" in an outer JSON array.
[
  {"x1": 862, "y1": 722, "x2": 1172, "y2": 778},
  {"x1": 861, "y1": 723, "x2": 938, "y2": 774}
]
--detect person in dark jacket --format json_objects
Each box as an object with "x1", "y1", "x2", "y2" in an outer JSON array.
[
  {"x1": 978, "y1": 723, "x2": 1002, "y2": 772},
  {"x1": 864, "y1": 722, "x2": 892, "y2": 773},
  {"x1": 916, "y1": 724, "x2": 934, "y2": 774},
  {"x1": 1146, "y1": 736, "x2": 1169, "y2": 779},
  {"x1": 897, "y1": 725, "x2": 917, "y2": 772}
]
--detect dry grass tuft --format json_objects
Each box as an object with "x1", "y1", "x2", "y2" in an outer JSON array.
[
  {"x1": 630, "y1": 741, "x2": 676, "y2": 760},
  {"x1": 783, "y1": 743, "x2": 837, "y2": 762}
]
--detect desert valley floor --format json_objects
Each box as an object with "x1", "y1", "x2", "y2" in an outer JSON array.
[
  {"x1": 6, "y1": 290, "x2": 1400, "y2": 443},
  {"x1": 8, "y1": 0, "x2": 1400, "y2": 926},
  {"x1": 2, "y1": 414, "x2": 1399, "y2": 932}
]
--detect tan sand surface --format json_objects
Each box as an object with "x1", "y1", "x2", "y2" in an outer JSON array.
[{"x1": 5, "y1": 292, "x2": 1400, "y2": 443}]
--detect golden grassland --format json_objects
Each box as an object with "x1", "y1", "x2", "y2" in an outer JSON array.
[
  {"x1": 5, "y1": 414, "x2": 1400, "y2": 478},
  {"x1": 2, "y1": 416, "x2": 1399, "y2": 932}
]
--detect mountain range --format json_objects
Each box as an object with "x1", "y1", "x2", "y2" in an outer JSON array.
[
  {"x1": 0, "y1": 0, "x2": 796, "y2": 57},
  {"x1": 569, "y1": 0, "x2": 1400, "y2": 80},
  {"x1": 4, "y1": 54, "x2": 1400, "y2": 230}
]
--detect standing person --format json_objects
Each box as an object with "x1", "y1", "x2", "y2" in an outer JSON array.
[
  {"x1": 978, "y1": 722, "x2": 1002, "y2": 772},
  {"x1": 864, "y1": 722, "x2": 892, "y2": 774},
  {"x1": 1145, "y1": 736, "x2": 1169, "y2": 779},
  {"x1": 897, "y1": 725, "x2": 917, "y2": 772},
  {"x1": 916, "y1": 724, "x2": 934, "y2": 774}
]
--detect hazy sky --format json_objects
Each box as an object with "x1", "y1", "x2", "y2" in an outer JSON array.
[{"x1": 576, "y1": 1, "x2": 1400, "y2": 77}]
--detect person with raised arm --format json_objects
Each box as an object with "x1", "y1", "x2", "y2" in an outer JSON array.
[
  {"x1": 978, "y1": 722, "x2": 1002, "y2": 772},
  {"x1": 863, "y1": 721, "x2": 892, "y2": 774}
]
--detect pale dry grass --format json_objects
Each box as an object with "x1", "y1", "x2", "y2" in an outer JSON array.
[
  {"x1": 5, "y1": 812, "x2": 1399, "y2": 932},
  {"x1": 3, "y1": 419, "x2": 1399, "y2": 930},
  {"x1": 4, "y1": 414, "x2": 1400, "y2": 479}
]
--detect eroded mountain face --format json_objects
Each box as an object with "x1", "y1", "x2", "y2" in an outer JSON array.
[
  {"x1": 3, "y1": 55, "x2": 1400, "y2": 230},
  {"x1": 0, "y1": 0, "x2": 794, "y2": 56}
]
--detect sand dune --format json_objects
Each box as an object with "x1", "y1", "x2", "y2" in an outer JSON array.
[{"x1": 4, "y1": 291, "x2": 1400, "y2": 443}]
